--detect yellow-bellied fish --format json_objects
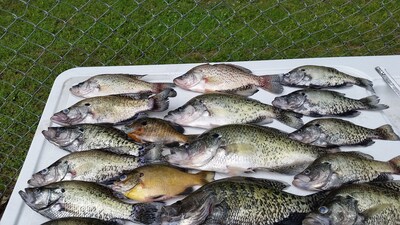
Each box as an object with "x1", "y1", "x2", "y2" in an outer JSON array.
[{"x1": 111, "y1": 164, "x2": 214, "y2": 202}]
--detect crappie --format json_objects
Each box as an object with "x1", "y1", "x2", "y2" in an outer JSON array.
[
  {"x1": 123, "y1": 117, "x2": 196, "y2": 144},
  {"x1": 42, "y1": 124, "x2": 147, "y2": 155},
  {"x1": 165, "y1": 93, "x2": 303, "y2": 129},
  {"x1": 70, "y1": 74, "x2": 174, "y2": 98},
  {"x1": 293, "y1": 151, "x2": 400, "y2": 191},
  {"x1": 111, "y1": 164, "x2": 214, "y2": 202},
  {"x1": 289, "y1": 118, "x2": 400, "y2": 147},
  {"x1": 279, "y1": 65, "x2": 374, "y2": 92},
  {"x1": 303, "y1": 182, "x2": 400, "y2": 225},
  {"x1": 51, "y1": 88, "x2": 176, "y2": 125},
  {"x1": 41, "y1": 217, "x2": 123, "y2": 225},
  {"x1": 173, "y1": 63, "x2": 283, "y2": 96},
  {"x1": 161, "y1": 176, "x2": 328, "y2": 225},
  {"x1": 28, "y1": 150, "x2": 145, "y2": 187},
  {"x1": 19, "y1": 181, "x2": 162, "y2": 224},
  {"x1": 165, "y1": 124, "x2": 337, "y2": 175},
  {"x1": 272, "y1": 89, "x2": 388, "y2": 117}
]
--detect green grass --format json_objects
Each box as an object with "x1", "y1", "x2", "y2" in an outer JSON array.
[{"x1": 0, "y1": 0, "x2": 400, "y2": 214}]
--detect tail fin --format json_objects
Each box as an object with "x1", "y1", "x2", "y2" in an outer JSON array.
[
  {"x1": 356, "y1": 77, "x2": 375, "y2": 93},
  {"x1": 151, "y1": 88, "x2": 177, "y2": 112},
  {"x1": 131, "y1": 202, "x2": 164, "y2": 225},
  {"x1": 258, "y1": 75, "x2": 284, "y2": 94},
  {"x1": 389, "y1": 155, "x2": 400, "y2": 174},
  {"x1": 375, "y1": 124, "x2": 400, "y2": 141},
  {"x1": 197, "y1": 171, "x2": 215, "y2": 185},
  {"x1": 359, "y1": 95, "x2": 389, "y2": 110},
  {"x1": 275, "y1": 109, "x2": 304, "y2": 129},
  {"x1": 152, "y1": 83, "x2": 175, "y2": 93}
]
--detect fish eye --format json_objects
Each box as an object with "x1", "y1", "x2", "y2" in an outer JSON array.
[
  {"x1": 62, "y1": 109, "x2": 70, "y2": 114},
  {"x1": 139, "y1": 172, "x2": 144, "y2": 177},
  {"x1": 211, "y1": 133, "x2": 220, "y2": 138},
  {"x1": 300, "y1": 68, "x2": 306, "y2": 72},
  {"x1": 315, "y1": 124, "x2": 320, "y2": 127},
  {"x1": 84, "y1": 103, "x2": 91, "y2": 106},
  {"x1": 303, "y1": 169, "x2": 311, "y2": 175},
  {"x1": 34, "y1": 188, "x2": 41, "y2": 194},
  {"x1": 318, "y1": 206, "x2": 329, "y2": 214},
  {"x1": 300, "y1": 92, "x2": 305, "y2": 96},
  {"x1": 61, "y1": 188, "x2": 65, "y2": 193},
  {"x1": 40, "y1": 168, "x2": 49, "y2": 175},
  {"x1": 119, "y1": 174, "x2": 128, "y2": 181},
  {"x1": 141, "y1": 121, "x2": 147, "y2": 126},
  {"x1": 78, "y1": 128, "x2": 84, "y2": 132}
]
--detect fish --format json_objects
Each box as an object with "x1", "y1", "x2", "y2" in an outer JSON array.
[
  {"x1": 42, "y1": 124, "x2": 148, "y2": 155},
  {"x1": 292, "y1": 151, "x2": 400, "y2": 191},
  {"x1": 165, "y1": 93, "x2": 303, "y2": 129},
  {"x1": 303, "y1": 182, "x2": 400, "y2": 225},
  {"x1": 110, "y1": 164, "x2": 215, "y2": 202},
  {"x1": 51, "y1": 88, "x2": 176, "y2": 125},
  {"x1": 41, "y1": 217, "x2": 125, "y2": 225},
  {"x1": 27, "y1": 150, "x2": 150, "y2": 187},
  {"x1": 173, "y1": 63, "x2": 283, "y2": 96},
  {"x1": 272, "y1": 89, "x2": 388, "y2": 117},
  {"x1": 289, "y1": 118, "x2": 400, "y2": 147},
  {"x1": 165, "y1": 124, "x2": 337, "y2": 175},
  {"x1": 19, "y1": 180, "x2": 163, "y2": 224},
  {"x1": 160, "y1": 176, "x2": 328, "y2": 225},
  {"x1": 70, "y1": 74, "x2": 174, "y2": 98},
  {"x1": 123, "y1": 117, "x2": 196, "y2": 144},
  {"x1": 279, "y1": 65, "x2": 374, "y2": 92}
]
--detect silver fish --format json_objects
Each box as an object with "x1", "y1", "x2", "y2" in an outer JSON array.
[
  {"x1": 293, "y1": 151, "x2": 400, "y2": 191},
  {"x1": 28, "y1": 150, "x2": 145, "y2": 187},
  {"x1": 165, "y1": 93, "x2": 303, "y2": 129},
  {"x1": 161, "y1": 176, "x2": 328, "y2": 225},
  {"x1": 279, "y1": 65, "x2": 374, "y2": 92},
  {"x1": 42, "y1": 124, "x2": 147, "y2": 155},
  {"x1": 19, "y1": 181, "x2": 163, "y2": 224},
  {"x1": 174, "y1": 63, "x2": 283, "y2": 96},
  {"x1": 165, "y1": 124, "x2": 337, "y2": 175},
  {"x1": 272, "y1": 89, "x2": 388, "y2": 117},
  {"x1": 70, "y1": 74, "x2": 174, "y2": 98},
  {"x1": 289, "y1": 118, "x2": 400, "y2": 147},
  {"x1": 303, "y1": 182, "x2": 400, "y2": 225},
  {"x1": 51, "y1": 88, "x2": 176, "y2": 125}
]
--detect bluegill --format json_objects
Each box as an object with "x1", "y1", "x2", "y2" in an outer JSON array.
[
  {"x1": 165, "y1": 93, "x2": 303, "y2": 129},
  {"x1": 42, "y1": 124, "x2": 147, "y2": 155},
  {"x1": 161, "y1": 176, "x2": 328, "y2": 225},
  {"x1": 51, "y1": 88, "x2": 176, "y2": 125},
  {"x1": 272, "y1": 89, "x2": 388, "y2": 117},
  {"x1": 123, "y1": 117, "x2": 196, "y2": 144},
  {"x1": 28, "y1": 150, "x2": 146, "y2": 187},
  {"x1": 111, "y1": 164, "x2": 214, "y2": 202},
  {"x1": 165, "y1": 124, "x2": 337, "y2": 175},
  {"x1": 19, "y1": 181, "x2": 163, "y2": 224},
  {"x1": 173, "y1": 63, "x2": 283, "y2": 96},
  {"x1": 70, "y1": 74, "x2": 174, "y2": 98},
  {"x1": 303, "y1": 182, "x2": 400, "y2": 225},
  {"x1": 289, "y1": 118, "x2": 400, "y2": 147},
  {"x1": 293, "y1": 151, "x2": 400, "y2": 191},
  {"x1": 279, "y1": 65, "x2": 374, "y2": 92}
]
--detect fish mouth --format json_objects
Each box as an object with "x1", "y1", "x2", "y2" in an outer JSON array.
[
  {"x1": 302, "y1": 214, "x2": 330, "y2": 225},
  {"x1": 271, "y1": 97, "x2": 286, "y2": 109},
  {"x1": 292, "y1": 174, "x2": 317, "y2": 191},
  {"x1": 27, "y1": 174, "x2": 46, "y2": 187},
  {"x1": 19, "y1": 189, "x2": 45, "y2": 210},
  {"x1": 173, "y1": 76, "x2": 196, "y2": 89},
  {"x1": 42, "y1": 128, "x2": 57, "y2": 140},
  {"x1": 50, "y1": 111, "x2": 83, "y2": 126}
]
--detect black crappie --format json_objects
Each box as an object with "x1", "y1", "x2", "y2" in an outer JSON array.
[
  {"x1": 165, "y1": 124, "x2": 337, "y2": 175},
  {"x1": 293, "y1": 151, "x2": 400, "y2": 191},
  {"x1": 161, "y1": 176, "x2": 328, "y2": 225},
  {"x1": 174, "y1": 63, "x2": 283, "y2": 96},
  {"x1": 272, "y1": 89, "x2": 388, "y2": 117},
  {"x1": 51, "y1": 88, "x2": 176, "y2": 125},
  {"x1": 279, "y1": 65, "x2": 374, "y2": 92},
  {"x1": 303, "y1": 182, "x2": 400, "y2": 225},
  {"x1": 42, "y1": 124, "x2": 148, "y2": 155},
  {"x1": 289, "y1": 118, "x2": 400, "y2": 147},
  {"x1": 19, "y1": 181, "x2": 163, "y2": 224},
  {"x1": 70, "y1": 74, "x2": 174, "y2": 98},
  {"x1": 165, "y1": 93, "x2": 303, "y2": 129}
]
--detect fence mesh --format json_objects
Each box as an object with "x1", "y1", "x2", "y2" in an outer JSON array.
[{"x1": 1, "y1": 0, "x2": 400, "y2": 218}]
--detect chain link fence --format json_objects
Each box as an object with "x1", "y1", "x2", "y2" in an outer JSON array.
[{"x1": 1, "y1": 0, "x2": 399, "y2": 218}]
